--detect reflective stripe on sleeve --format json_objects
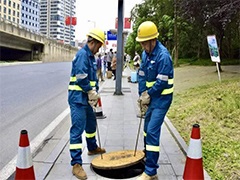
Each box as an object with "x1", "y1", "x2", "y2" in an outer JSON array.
[
  {"x1": 139, "y1": 70, "x2": 145, "y2": 76},
  {"x1": 146, "y1": 81, "x2": 155, "y2": 88},
  {"x1": 161, "y1": 87, "x2": 174, "y2": 95},
  {"x1": 70, "y1": 76, "x2": 76, "y2": 82},
  {"x1": 90, "y1": 81, "x2": 96, "y2": 87},
  {"x1": 156, "y1": 74, "x2": 168, "y2": 81},
  {"x1": 146, "y1": 78, "x2": 174, "y2": 95},
  {"x1": 146, "y1": 79, "x2": 174, "y2": 87},
  {"x1": 168, "y1": 78, "x2": 174, "y2": 84},
  {"x1": 85, "y1": 132, "x2": 96, "y2": 138},
  {"x1": 146, "y1": 145, "x2": 160, "y2": 152},
  {"x1": 70, "y1": 143, "x2": 82, "y2": 150},
  {"x1": 68, "y1": 85, "x2": 83, "y2": 91},
  {"x1": 68, "y1": 76, "x2": 96, "y2": 91},
  {"x1": 143, "y1": 131, "x2": 147, "y2": 137},
  {"x1": 76, "y1": 74, "x2": 88, "y2": 80}
]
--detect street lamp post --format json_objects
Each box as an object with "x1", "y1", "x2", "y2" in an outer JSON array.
[{"x1": 88, "y1": 20, "x2": 96, "y2": 28}]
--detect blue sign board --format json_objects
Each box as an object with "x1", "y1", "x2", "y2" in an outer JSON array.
[{"x1": 107, "y1": 31, "x2": 117, "y2": 41}]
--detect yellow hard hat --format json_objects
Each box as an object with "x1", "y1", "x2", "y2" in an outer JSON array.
[
  {"x1": 87, "y1": 28, "x2": 105, "y2": 44},
  {"x1": 136, "y1": 21, "x2": 159, "y2": 42}
]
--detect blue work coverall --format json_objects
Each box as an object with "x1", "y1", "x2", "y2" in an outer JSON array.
[
  {"x1": 138, "y1": 40, "x2": 174, "y2": 176},
  {"x1": 68, "y1": 44, "x2": 99, "y2": 166}
]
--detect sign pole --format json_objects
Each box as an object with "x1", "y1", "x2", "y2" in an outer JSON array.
[{"x1": 216, "y1": 62, "x2": 221, "y2": 82}]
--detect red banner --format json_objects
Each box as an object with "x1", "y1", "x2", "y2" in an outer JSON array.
[
  {"x1": 115, "y1": 18, "x2": 118, "y2": 29},
  {"x1": 115, "y1": 17, "x2": 131, "y2": 29},
  {"x1": 65, "y1": 16, "x2": 70, "y2": 25},
  {"x1": 72, "y1": 17, "x2": 77, "y2": 25},
  {"x1": 124, "y1": 18, "x2": 131, "y2": 29},
  {"x1": 65, "y1": 16, "x2": 77, "y2": 26}
]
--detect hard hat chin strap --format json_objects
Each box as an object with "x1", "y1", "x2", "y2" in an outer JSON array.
[
  {"x1": 148, "y1": 39, "x2": 156, "y2": 55},
  {"x1": 148, "y1": 40, "x2": 153, "y2": 56},
  {"x1": 92, "y1": 42, "x2": 98, "y2": 54}
]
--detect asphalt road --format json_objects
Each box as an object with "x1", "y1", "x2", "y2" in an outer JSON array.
[{"x1": 0, "y1": 62, "x2": 72, "y2": 170}]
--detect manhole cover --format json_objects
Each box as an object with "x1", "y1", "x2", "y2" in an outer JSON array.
[
  {"x1": 91, "y1": 150, "x2": 144, "y2": 169},
  {"x1": 91, "y1": 150, "x2": 145, "y2": 179}
]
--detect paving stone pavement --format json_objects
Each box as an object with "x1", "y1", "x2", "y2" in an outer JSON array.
[{"x1": 31, "y1": 67, "x2": 211, "y2": 180}]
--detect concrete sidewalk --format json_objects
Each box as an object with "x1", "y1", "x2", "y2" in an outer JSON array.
[{"x1": 31, "y1": 67, "x2": 211, "y2": 180}]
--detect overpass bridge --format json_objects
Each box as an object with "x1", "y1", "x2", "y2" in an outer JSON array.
[{"x1": 0, "y1": 17, "x2": 78, "y2": 62}]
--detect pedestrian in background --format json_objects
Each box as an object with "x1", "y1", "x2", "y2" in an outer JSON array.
[
  {"x1": 133, "y1": 52, "x2": 140, "y2": 62},
  {"x1": 68, "y1": 28, "x2": 106, "y2": 180},
  {"x1": 111, "y1": 51, "x2": 117, "y2": 80},
  {"x1": 136, "y1": 21, "x2": 174, "y2": 180},
  {"x1": 96, "y1": 54, "x2": 104, "y2": 82},
  {"x1": 107, "y1": 48, "x2": 113, "y2": 71},
  {"x1": 102, "y1": 53, "x2": 107, "y2": 78}
]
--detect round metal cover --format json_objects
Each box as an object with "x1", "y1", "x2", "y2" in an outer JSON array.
[{"x1": 91, "y1": 150, "x2": 145, "y2": 170}]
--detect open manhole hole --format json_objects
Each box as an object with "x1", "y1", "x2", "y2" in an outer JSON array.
[{"x1": 91, "y1": 150, "x2": 145, "y2": 179}]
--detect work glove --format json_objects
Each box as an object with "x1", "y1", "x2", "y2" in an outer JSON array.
[
  {"x1": 139, "y1": 90, "x2": 150, "y2": 105},
  {"x1": 137, "y1": 99, "x2": 148, "y2": 117},
  {"x1": 88, "y1": 90, "x2": 100, "y2": 109}
]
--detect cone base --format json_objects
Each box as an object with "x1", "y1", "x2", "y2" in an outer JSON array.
[
  {"x1": 15, "y1": 166, "x2": 35, "y2": 180},
  {"x1": 96, "y1": 114, "x2": 107, "y2": 119},
  {"x1": 183, "y1": 157, "x2": 204, "y2": 180}
]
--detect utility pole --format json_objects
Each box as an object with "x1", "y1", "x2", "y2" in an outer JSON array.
[{"x1": 114, "y1": 0, "x2": 124, "y2": 95}]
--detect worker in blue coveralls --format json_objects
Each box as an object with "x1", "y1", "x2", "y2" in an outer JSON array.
[
  {"x1": 136, "y1": 21, "x2": 174, "y2": 180},
  {"x1": 68, "y1": 28, "x2": 106, "y2": 180}
]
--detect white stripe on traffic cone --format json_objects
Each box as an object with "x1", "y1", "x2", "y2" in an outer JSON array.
[{"x1": 183, "y1": 124, "x2": 204, "y2": 180}]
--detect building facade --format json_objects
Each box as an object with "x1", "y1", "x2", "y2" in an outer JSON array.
[
  {"x1": 39, "y1": 0, "x2": 76, "y2": 45},
  {"x1": 21, "y1": 0, "x2": 40, "y2": 32},
  {"x1": 0, "y1": 0, "x2": 76, "y2": 45},
  {"x1": 0, "y1": 0, "x2": 21, "y2": 24}
]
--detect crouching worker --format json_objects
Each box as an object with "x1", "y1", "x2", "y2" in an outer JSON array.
[
  {"x1": 68, "y1": 28, "x2": 106, "y2": 180},
  {"x1": 136, "y1": 21, "x2": 174, "y2": 180}
]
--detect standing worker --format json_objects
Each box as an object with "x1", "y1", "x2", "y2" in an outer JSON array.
[
  {"x1": 136, "y1": 21, "x2": 174, "y2": 180},
  {"x1": 68, "y1": 28, "x2": 106, "y2": 180}
]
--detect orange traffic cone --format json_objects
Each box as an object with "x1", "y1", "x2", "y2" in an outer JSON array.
[
  {"x1": 15, "y1": 130, "x2": 35, "y2": 180},
  {"x1": 95, "y1": 98, "x2": 106, "y2": 119},
  {"x1": 183, "y1": 124, "x2": 204, "y2": 180}
]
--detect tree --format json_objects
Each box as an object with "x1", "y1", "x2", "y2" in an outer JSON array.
[
  {"x1": 126, "y1": 0, "x2": 175, "y2": 58},
  {"x1": 126, "y1": 0, "x2": 240, "y2": 62},
  {"x1": 179, "y1": 0, "x2": 240, "y2": 60}
]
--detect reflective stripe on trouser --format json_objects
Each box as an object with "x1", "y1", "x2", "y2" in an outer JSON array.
[
  {"x1": 69, "y1": 102, "x2": 97, "y2": 166},
  {"x1": 143, "y1": 107, "x2": 168, "y2": 176}
]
